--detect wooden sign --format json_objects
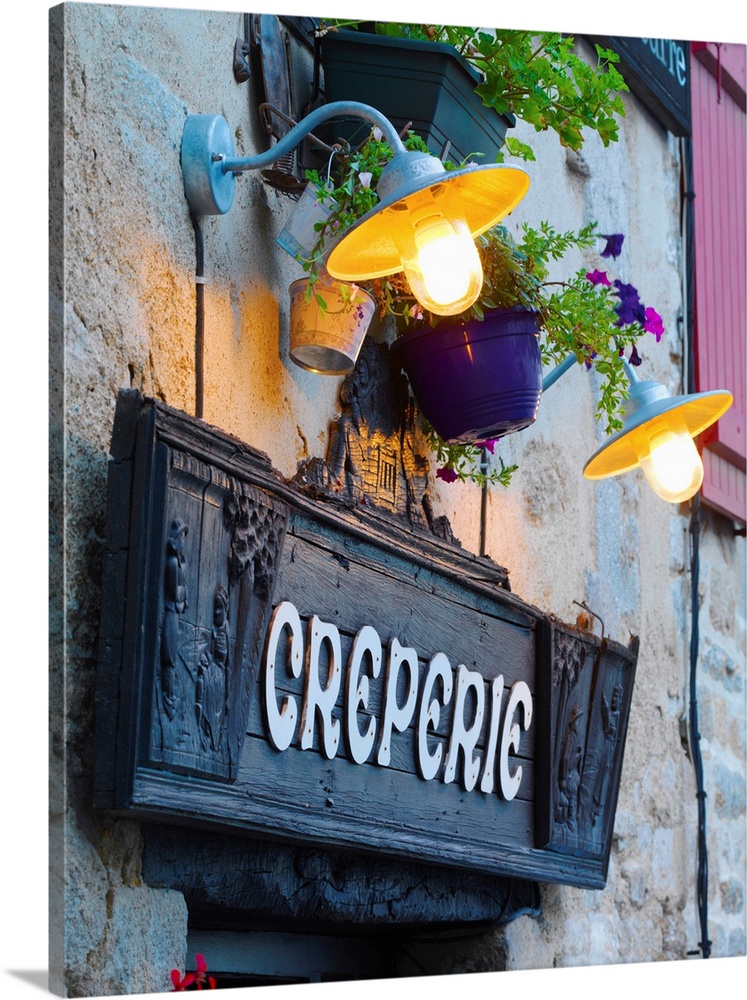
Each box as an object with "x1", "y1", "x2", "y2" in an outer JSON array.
[{"x1": 95, "y1": 391, "x2": 638, "y2": 890}]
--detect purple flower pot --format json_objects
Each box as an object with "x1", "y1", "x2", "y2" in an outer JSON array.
[{"x1": 391, "y1": 308, "x2": 543, "y2": 444}]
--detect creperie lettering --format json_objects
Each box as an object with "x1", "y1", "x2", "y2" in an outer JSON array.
[{"x1": 262, "y1": 600, "x2": 533, "y2": 800}]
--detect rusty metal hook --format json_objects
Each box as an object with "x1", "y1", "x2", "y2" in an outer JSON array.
[{"x1": 573, "y1": 599, "x2": 606, "y2": 641}]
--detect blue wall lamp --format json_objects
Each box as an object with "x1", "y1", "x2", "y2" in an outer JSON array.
[
  {"x1": 180, "y1": 100, "x2": 529, "y2": 316},
  {"x1": 543, "y1": 356, "x2": 732, "y2": 503}
]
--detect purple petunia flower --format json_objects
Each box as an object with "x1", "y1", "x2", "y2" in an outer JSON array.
[
  {"x1": 475, "y1": 439, "x2": 498, "y2": 454},
  {"x1": 628, "y1": 344, "x2": 643, "y2": 366},
  {"x1": 586, "y1": 269, "x2": 611, "y2": 286},
  {"x1": 613, "y1": 280, "x2": 646, "y2": 326},
  {"x1": 436, "y1": 466, "x2": 459, "y2": 484},
  {"x1": 613, "y1": 279, "x2": 639, "y2": 303},
  {"x1": 600, "y1": 233, "x2": 624, "y2": 259},
  {"x1": 643, "y1": 307, "x2": 665, "y2": 342}
]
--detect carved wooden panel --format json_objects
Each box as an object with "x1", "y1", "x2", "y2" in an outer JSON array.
[
  {"x1": 95, "y1": 390, "x2": 638, "y2": 892},
  {"x1": 149, "y1": 456, "x2": 287, "y2": 781},
  {"x1": 292, "y1": 337, "x2": 461, "y2": 547},
  {"x1": 534, "y1": 624, "x2": 639, "y2": 878}
]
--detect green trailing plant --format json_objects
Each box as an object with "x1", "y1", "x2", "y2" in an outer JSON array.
[
  {"x1": 426, "y1": 431, "x2": 519, "y2": 489},
  {"x1": 318, "y1": 20, "x2": 629, "y2": 161}
]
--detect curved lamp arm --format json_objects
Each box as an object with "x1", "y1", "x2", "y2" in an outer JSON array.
[
  {"x1": 541, "y1": 353, "x2": 578, "y2": 393},
  {"x1": 542, "y1": 354, "x2": 649, "y2": 394},
  {"x1": 225, "y1": 100, "x2": 405, "y2": 173},
  {"x1": 181, "y1": 98, "x2": 530, "y2": 316},
  {"x1": 181, "y1": 100, "x2": 406, "y2": 217}
]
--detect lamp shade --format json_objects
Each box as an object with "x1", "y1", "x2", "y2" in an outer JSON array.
[
  {"x1": 325, "y1": 151, "x2": 530, "y2": 283},
  {"x1": 583, "y1": 378, "x2": 733, "y2": 501}
]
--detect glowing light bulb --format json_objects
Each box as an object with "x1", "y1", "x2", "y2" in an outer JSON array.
[
  {"x1": 638, "y1": 427, "x2": 704, "y2": 503},
  {"x1": 402, "y1": 216, "x2": 483, "y2": 315},
  {"x1": 403, "y1": 217, "x2": 483, "y2": 315},
  {"x1": 583, "y1": 379, "x2": 732, "y2": 503}
]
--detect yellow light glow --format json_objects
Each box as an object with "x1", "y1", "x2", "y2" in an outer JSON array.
[
  {"x1": 402, "y1": 216, "x2": 483, "y2": 315},
  {"x1": 638, "y1": 427, "x2": 704, "y2": 503},
  {"x1": 325, "y1": 158, "x2": 530, "y2": 296}
]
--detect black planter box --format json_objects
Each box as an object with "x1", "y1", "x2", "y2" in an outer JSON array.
[{"x1": 318, "y1": 29, "x2": 514, "y2": 163}]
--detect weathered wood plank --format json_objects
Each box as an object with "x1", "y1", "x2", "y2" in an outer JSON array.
[
  {"x1": 141, "y1": 823, "x2": 542, "y2": 930},
  {"x1": 286, "y1": 513, "x2": 528, "y2": 625},
  {"x1": 130, "y1": 765, "x2": 602, "y2": 886},
  {"x1": 235, "y1": 732, "x2": 534, "y2": 840},
  {"x1": 274, "y1": 527, "x2": 535, "y2": 680}
]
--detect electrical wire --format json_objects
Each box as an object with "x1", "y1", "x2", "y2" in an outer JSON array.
[
  {"x1": 688, "y1": 493, "x2": 711, "y2": 958},
  {"x1": 191, "y1": 213, "x2": 205, "y2": 420},
  {"x1": 682, "y1": 136, "x2": 712, "y2": 959}
]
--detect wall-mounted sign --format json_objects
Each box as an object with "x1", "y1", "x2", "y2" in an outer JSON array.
[
  {"x1": 589, "y1": 35, "x2": 692, "y2": 136},
  {"x1": 95, "y1": 392, "x2": 638, "y2": 890}
]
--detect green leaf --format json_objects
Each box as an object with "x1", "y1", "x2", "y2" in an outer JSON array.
[{"x1": 504, "y1": 137, "x2": 537, "y2": 161}]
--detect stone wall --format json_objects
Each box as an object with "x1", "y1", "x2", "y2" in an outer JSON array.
[
  {"x1": 696, "y1": 514, "x2": 746, "y2": 956},
  {"x1": 50, "y1": 3, "x2": 745, "y2": 995}
]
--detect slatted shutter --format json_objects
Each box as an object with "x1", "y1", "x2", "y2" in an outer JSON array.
[{"x1": 690, "y1": 41, "x2": 746, "y2": 523}]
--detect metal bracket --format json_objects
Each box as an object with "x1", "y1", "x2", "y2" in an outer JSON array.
[
  {"x1": 233, "y1": 38, "x2": 251, "y2": 83},
  {"x1": 181, "y1": 114, "x2": 237, "y2": 217},
  {"x1": 181, "y1": 102, "x2": 406, "y2": 217},
  {"x1": 251, "y1": 12, "x2": 296, "y2": 185},
  {"x1": 573, "y1": 600, "x2": 606, "y2": 640}
]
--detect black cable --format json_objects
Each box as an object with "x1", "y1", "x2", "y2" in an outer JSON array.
[
  {"x1": 689, "y1": 493, "x2": 711, "y2": 958},
  {"x1": 682, "y1": 136, "x2": 711, "y2": 959},
  {"x1": 479, "y1": 445, "x2": 489, "y2": 557},
  {"x1": 191, "y1": 212, "x2": 205, "y2": 420}
]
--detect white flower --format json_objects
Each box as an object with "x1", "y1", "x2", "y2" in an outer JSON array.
[
  {"x1": 358, "y1": 171, "x2": 373, "y2": 189},
  {"x1": 372, "y1": 127, "x2": 383, "y2": 141}
]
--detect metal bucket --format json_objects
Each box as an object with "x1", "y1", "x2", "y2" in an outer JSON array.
[
  {"x1": 288, "y1": 278, "x2": 376, "y2": 375},
  {"x1": 277, "y1": 183, "x2": 339, "y2": 261}
]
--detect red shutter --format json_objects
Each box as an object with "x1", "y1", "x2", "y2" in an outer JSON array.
[{"x1": 690, "y1": 42, "x2": 746, "y2": 524}]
